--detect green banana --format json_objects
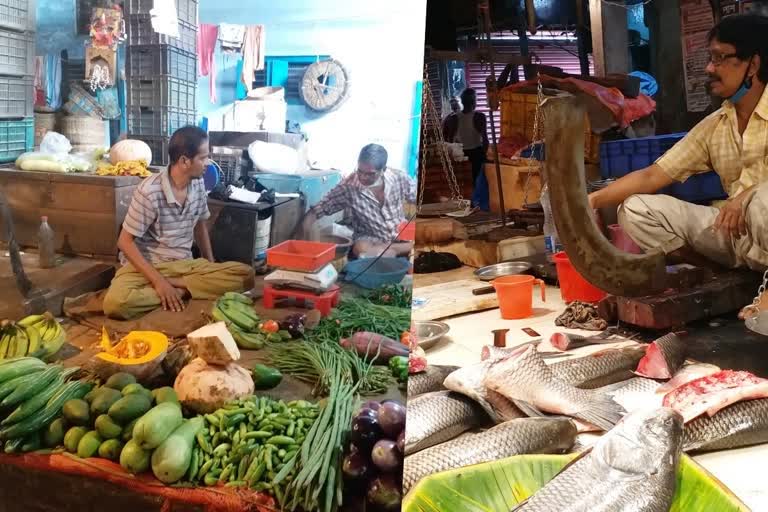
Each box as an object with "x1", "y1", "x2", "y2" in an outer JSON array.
[
  {"x1": 218, "y1": 302, "x2": 257, "y2": 332},
  {"x1": 16, "y1": 315, "x2": 45, "y2": 328},
  {"x1": 222, "y1": 292, "x2": 253, "y2": 305},
  {"x1": 222, "y1": 299, "x2": 260, "y2": 320},
  {"x1": 229, "y1": 326, "x2": 265, "y2": 350},
  {"x1": 23, "y1": 326, "x2": 40, "y2": 357},
  {"x1": 210, "y1": 305, "x2": 231, "y2": 325}
]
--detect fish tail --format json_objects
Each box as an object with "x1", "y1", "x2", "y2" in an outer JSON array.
[{"x1": 573, "y1": 393, "x2": 626, "y2": 431}]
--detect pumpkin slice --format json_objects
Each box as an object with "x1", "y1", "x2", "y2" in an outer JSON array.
[
  {"x1": 402, "y1": 453, "x2": 749, "y2": 512},
  {"x1": 187, "y1": 321, "x2": 240, "y2": 365},
  {"x1": 94, "y1": 330, "x2": 169, "y2": 382}
]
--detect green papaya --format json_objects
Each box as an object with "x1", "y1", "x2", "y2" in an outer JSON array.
[
  {"x1": 120, "y1": 439, "x2": 151, "y2": 474},
  {"x1": 151, "y1": 417, "x2": 204, "y2": 484},
  {"x1": 108, "y1": 393, "x2": 152, "y2": 425},
  {"x1": 90, "y1": 387, "x2": 122, "y2": 416},
  {"x1": 150, "y1": 386, "x2": 178, "y2": 405},
  {"x1": 64, "y1": 426, "x2": 88, "y2": 453},
  {"x1": 43, "y1": 418, "x2": 67, "y2": 448},
  {"x1": 95, "y1": 414, "x2": 122, "y2": 439},
  {"x1": 105, "y1": 372, "x2": 136, "y2": 390},
  {"x1": 122, "y1": 417, "x2": 138, "y2": 442},
  {"x1": 121, "y1": 383, "x2": 152, "y2": 401},
  {"x1": 131, "y1": 402, "x2": 183, "y2": 450},
  {"x1": 62, "y1": 399, "x2": 90, "y2": 426},
  {"x1": 98, "y1": 439, "x2": 124, "y2": 461},
  {"x1": 77, "y1": 431, "x2": 102, "y2": 458}
]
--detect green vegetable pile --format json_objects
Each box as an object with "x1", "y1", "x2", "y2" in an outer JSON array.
[
  {"x1": 366, "y1": 284, "x2": 412, "y2": 309},
  {"x1": 388, "y1": 356, "x2": 408, "y2": 384},
  {"x1": 189, "y1": 396, "x2": 319, "y2": 495},
  {"x1": 306, "y1": 297, "x2": 411, "y2": 344}
]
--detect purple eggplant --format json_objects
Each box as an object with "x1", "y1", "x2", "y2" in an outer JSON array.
[
  {"x1": 378, "y1": 401, "x2": 406, "y2": 438},
  {"x1": 371, "y1": 439, "x2": 400, "y2": 472},
  {"x1": 342, "y1": 451, "x2": 372, "y2": 480},
  {"x1": 396, "y1": 431, "x2": 405, "y2": 454},
  {"x1": 367, "y1": 474, "x2": 402, "y2": 510},
  {"x1": 360, "y1": 400, "x2": 382, "y2": 411},
  {"x1": 279, "y1": 313, "x2": 307, "y2": 338},
  {"x1": 350, "y1": 415, "x2": 383, "y2": 451}
]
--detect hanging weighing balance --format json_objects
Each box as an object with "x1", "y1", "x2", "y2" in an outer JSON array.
[{"x1": 744, "y1": 269, "x2": 768, "y2": 335}]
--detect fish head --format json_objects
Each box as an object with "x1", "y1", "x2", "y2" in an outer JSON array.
[{"x1": 595, "y1": 407, "x2": 683, "y2": 478}]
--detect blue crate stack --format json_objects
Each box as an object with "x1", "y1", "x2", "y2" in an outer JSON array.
[
  {"x1": 125, "y1": 0, "x2": 198, "y2": 166},
  {"x1": 599, "y1": 133, "x2": 728, "y2": 204},
  {"x1": 0, "y1": 0, "x2": 35, "y2": 163}
]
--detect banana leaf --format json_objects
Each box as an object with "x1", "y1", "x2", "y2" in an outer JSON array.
[{"x1": 402, "y1": 453, "x2": 750, "y2": 512}]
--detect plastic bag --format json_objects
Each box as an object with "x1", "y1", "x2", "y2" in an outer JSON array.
[
  {"x1": 15, "y1": 151, "x2": 95, "y2": 173},
  {"x1": 248, "y1": 140, "x2": 301, "y2": 174},
  {"x1": 39, "y1": 132, "x2": 72, "y2": 155}
]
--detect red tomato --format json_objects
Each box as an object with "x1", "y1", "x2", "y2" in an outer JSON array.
[{"x1": 262, "y1": 320, "x2": 279, "y2": 333}]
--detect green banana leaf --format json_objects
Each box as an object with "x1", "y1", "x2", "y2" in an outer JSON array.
[{"x1": 403, "y1": 453, "x2": 750, "y2": 512}]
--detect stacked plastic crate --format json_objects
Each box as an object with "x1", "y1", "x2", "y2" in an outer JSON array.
[
  {"x1": 125, "y1": 0, "x2": 198, "y2": 166},
  {"x1": 0, "y1": 0, "x2": 35, "y2": 163}
]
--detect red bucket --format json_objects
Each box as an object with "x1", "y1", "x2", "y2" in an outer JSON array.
[{"x1": 553, "y1": 252, "x2": 607, "y2": 303}]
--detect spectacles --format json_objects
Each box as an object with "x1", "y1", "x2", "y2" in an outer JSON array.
[{"x1": 707, "y1": 52, "x2": 739, "y2": 66}]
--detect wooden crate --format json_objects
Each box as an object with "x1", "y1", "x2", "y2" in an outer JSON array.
[
  {"x1": 499, "y1": 90, "x2": 601, "y2": 164},
  {"x1": 484, "y1": 163, "x2": 542, "y2": 213},
  {"x1": 0, "y1": 168, "x2": 141, "y2": 259},
  {"x1": 418, "y1": 160, "x2": 474, "y2": 204}
]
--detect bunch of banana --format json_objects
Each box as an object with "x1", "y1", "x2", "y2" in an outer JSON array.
[
  {"x1": 0, "y1": 313, "x2": 67, "y2": 362},
  {"x1": 211, "y1": 292, "x2": 291, "y2": 350}
]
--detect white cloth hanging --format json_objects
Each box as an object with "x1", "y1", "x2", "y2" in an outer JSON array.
[
  {"x1": 219, "y1": 23, "x2": 245, "y2": 52},
  {"x1": 150, "y1": 0, "x2": 180, "y2": 38}
]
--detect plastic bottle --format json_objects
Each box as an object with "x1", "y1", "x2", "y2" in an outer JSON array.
[
  {"x1": 540, "y1": 183, "x2": 562, "y2": 262},
  {"x1": 38, "y1": 216, "x2": 56, "y2": 269}
]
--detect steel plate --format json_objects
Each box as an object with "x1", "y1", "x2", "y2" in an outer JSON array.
[
  {"x1": 414, "y1": 320, "x2": 450, "y2": 350},
  {"x1": 474, "y1": 261, "x2": 533, "y2": 281}
]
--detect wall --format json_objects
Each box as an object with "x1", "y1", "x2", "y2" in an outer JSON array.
[
  {"x1": 36, "y1": 0, "x2": 87, "y2": 59},
  {"x1": 199, "y1": 0, "x2": 427, "y2": 176}
]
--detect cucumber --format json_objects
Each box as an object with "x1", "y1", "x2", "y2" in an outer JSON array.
[
  {"x1": 0, "y1": 368, "x2": 47, "y2": 403},
  {"x1": 0, "y1": 365, "x2": 64, "y2": 409},
  {"x1": 0, "y1": 380, "x2": 93, "y2": 440},
  {"x1": 1, "y1": 374, "x2": 69, "y2": 426},
  {"x1": 0, "y1": 358, "x2": 46, "y2": 386}
]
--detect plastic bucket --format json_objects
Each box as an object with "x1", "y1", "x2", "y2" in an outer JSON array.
[
  {"x1": 607, "y1": 224, "x2": 643, "y2": 254},
  {"x1": 492, "y1": 275, "x2": 546, "y2": 320},
  {"x1": 553, "y1": 252, "x2": 607, "y2": 303}
]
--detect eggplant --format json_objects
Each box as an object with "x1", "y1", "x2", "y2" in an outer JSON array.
[
  {"x1": 350, "y1": 415, "x2": 383, "y2": 451},
  {"x1": 342, "y1": 451, "x2": 372, "y2": 480},
  {"x1": 378, "y1": 401, "x2": 406, "y2": 438},
  {"x1": 356, "y1": 407, "x2": 379, "y2": 421},
  {"x1": 396, "y1": 431, "x2": 404, "y2": 454},
  {"x1": 371, "y1": 439, "x2": 400, "y2": 472},
  {"x1": 361, "y1": 400, "x2": 382, "y2": 411},
  {"x1": 279, "y1": 313, "x2": 307, "y2": 338},
  {"x1": 367, "y1": 474, "x2": 402, "y2": 510},
  {"x1": 340, "y1": 332, "x2": 409, "y2": 364}
]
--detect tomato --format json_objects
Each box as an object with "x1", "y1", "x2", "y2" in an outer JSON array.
[
  {"x1": 400, "y1": 331, "x2": 414, "y2": 346},
  {"x1": 261, "y1": 320, "x2": 279, "y2": 333}
]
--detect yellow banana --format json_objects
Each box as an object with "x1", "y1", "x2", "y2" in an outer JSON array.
[
  {"x1": 17, "y1": 315, "x2": 45, "y2": 328},
  {"x1": 13, "y1": 327, "x2": 28, "y2": 358},
  {"x1": 0, "y1": 332, "x2": 10, "y2": 359},
  {"x1": 24, "y1": 325, "x2": 40, "y2": 356}
]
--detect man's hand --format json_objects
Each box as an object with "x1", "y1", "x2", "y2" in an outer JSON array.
[
  {"x1": 713, "y1": 190, "x2": 750, "y2": 239},
  {"x1": 153, "y1": 277, "x2": 185, "y2": 312}
]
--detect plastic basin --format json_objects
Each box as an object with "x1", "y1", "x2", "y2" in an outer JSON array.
[
  {"x1": 343, "y1": 257, "x2": 410, "y2": 289},
  {"x1": 553, "y1": 251, "x2": 607, "y2": 303}
]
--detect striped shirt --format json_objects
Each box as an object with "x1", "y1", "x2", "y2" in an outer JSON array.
[
  {"x1": 656, "y1": 85, "x2": 768, "y2": 199},
  {"x1": 120, "y1": 170, "x2": 210, "y2": 265},
  {"x1": 313, "y1": 168, "x2": 416, "y2": 243}
]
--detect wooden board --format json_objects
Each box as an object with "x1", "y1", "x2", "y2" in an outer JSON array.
[{"x1": 411, "y1": 278, "x2": 498, "y2": 321}]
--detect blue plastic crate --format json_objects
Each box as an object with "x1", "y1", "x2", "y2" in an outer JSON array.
[
  {"x1": 599, "y1": 133, "x2": 727, "y2": 204},
  {"x1": 0, "y1": 117, "x2": 32, "y2": 163}
]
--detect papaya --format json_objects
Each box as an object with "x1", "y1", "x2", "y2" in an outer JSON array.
[
  {"x1": 121, "y1": 383, "x2": 152, "y2": 401},
  {"x1": 122, "y1": 417, "x2": 138, "y2": 442},
  {"x1": 77, "y1": 431, "x2": 102, "y2": 458},
  {"x1": 62, "y1": 399, "x2": 90, "y2": 426},
  {"x1": 108, "y1": 393, "x2": 152, "y2": 425},
  {"x1": 98, "y1": 439, "x2": 124, "y2": 461},
  {"x1": 131, "y1": 402, "x2": 183, "y2": 450},
  {"x1": 105, "y1": 372, "x2": 136, "y2": 390},
  {"x1": 95, "y1": 414, "x2": 122, "y2": 439},
  {"x1": 151, "y1": 386, "x2": 178, "y2": 405},
  {"x1": 90, "y1": 387, "x2": 122, "y2": 416},
  {"x1": 43, "y1": 418, "x2": 67, "y2": 448},
  {"x1": 64, "y1": 426, "x2": 88, "y2": 453},
  {"x1": 120, "y1": 438, "x2": 151, "y2": 474},
  {"x1": 151, "y1": 417, "x2": 204, "y2": 484}
]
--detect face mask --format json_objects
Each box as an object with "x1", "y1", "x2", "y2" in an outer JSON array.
[{"x1": 728, "y1": 58, "x2": 754, "y2": 104}]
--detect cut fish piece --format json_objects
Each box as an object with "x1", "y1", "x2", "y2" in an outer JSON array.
[
  {"x1": 656, "y1": 363, "x2": 721, "y2": 395},
  {"x1": 634, "y1": 333, "x2": 686, "y2": 379}
]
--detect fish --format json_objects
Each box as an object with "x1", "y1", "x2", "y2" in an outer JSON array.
[
  {"x1": 407, "y1": 365, "x2": 460, "y2": 397},
  {"x1": 512, "y1": 407, "x2": 683, "y2": 512},
  {"x1": 662, "y1": 369, "x2": 768, "y2": 423},
  {"x1": 596, "y1": 377, "x2": 663, "y2": 414},
  {"x1": 683, "y1": 398, "x2": 768, "y2": 452},
  {"x1": 481, "y1": 344, "x2": 570, "y2": 361},
  {"x1": 402, "y1": 417, "x2": 577, "y2": 495},
  {"x1": 443, "y1": 361, "x2": 526, "y2": 423},
  {"x1": 549, "y1": 332, "x2": 628, "y2": 351},
  {"x1": 484, "y1": 345, "x2": 626, "y2": 431},
  {"x1": 547, "y1": 346, "x2": 647, "y2": 389},
  {"x1": 656, "y1": 363, "x2": 721, "y2": 395},
  {"x1": 404, "y1": 391, "x2": 488, "y2": 456},
  {"x1": 634, "y1": 333, "x2": 687, "y2": 379}
]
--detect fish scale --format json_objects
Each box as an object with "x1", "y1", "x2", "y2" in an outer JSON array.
[
  {"x1": 485, "y1": 345, "x2": 625, "y2": 431},
  {"x1": 548, "y1": 346, "x2": 647, "y2": 389},
  {"x1": 684, "y1": 398, "x2": 768, "y2": 452},
  {"x1": 513, "y1": 408, "x2": 683, "y2": 512},
  {"x1": 404, "y1": 391, "x2": 488, "y2": 456},
  {"x1": 407, "y1": 365, "x2": 459, "y2": 397},
  {"x1": 403, "y1": 417, "x2": 577, "y2": 495}
]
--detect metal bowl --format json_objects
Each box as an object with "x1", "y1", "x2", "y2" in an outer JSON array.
[
  {"x1": 474, "y1": 261, "x2": 533, "y2": 282},
  {"x1": 414, "y1": 320, "x2": 450, "y2": 350}
]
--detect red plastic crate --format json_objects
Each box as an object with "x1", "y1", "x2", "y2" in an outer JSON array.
[
  {"x1": 398, "y1": 220, "x2": 415, "y2": 242},
  {"x1": 266, "y1": 240, "x2": 336, "y2": 272}
]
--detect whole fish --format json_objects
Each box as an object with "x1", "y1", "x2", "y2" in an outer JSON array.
[
  {"x1": 596, "y1": 377, "x2": 663, "y2": 414},
  {"x1": 549, "y1": 332, "x2": 628, "y2": 351},
  {"x1": 656, "y1": 363, "x2": 721, "y2": 395},
  {"x1": 404, "y1": 391, "x2": 488, "y2": 456},
  {"x1": 485, "y1": 345, "x2": 625, "y2": 431},
  {"x1": 403, "y1": 417, "x2": 577, "y2": 495},
  {"x1": 481, "y1": 344, "x2": 569, "y2": 361},
  {"x1": 635, "y1": 333, "x2": 687, "y2": 379},
  {"x1": 443, "y1": 360, "x2": 526, "y2": 423},
  {"x1": 513, "y1": 407, "x2": 683, "y2": 512},
  {"x1": 683, "y1": 398, "x2": 768, "y2": 452},
  {"x1": 548, "y1": 346, "x2": 647, "y2": 389},
  {"x1": 663, "y1": 370, "x2": 768, "y2": 422},
  {"x1": 407, "y1": 365, "x2": 460, "y2": 397}
]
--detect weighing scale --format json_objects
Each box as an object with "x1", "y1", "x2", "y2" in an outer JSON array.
[{"x1": 264, "y1": 263, "x2": 339, "y2": 292}]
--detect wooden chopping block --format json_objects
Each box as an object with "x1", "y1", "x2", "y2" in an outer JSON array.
[{"x1": 415, "y1": 218, "x2": 459, "y2": 244}]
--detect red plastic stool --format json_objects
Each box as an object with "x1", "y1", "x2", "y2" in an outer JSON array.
[{"x1": 262, "y1": 284, "x2": 341, "y2": 317}]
